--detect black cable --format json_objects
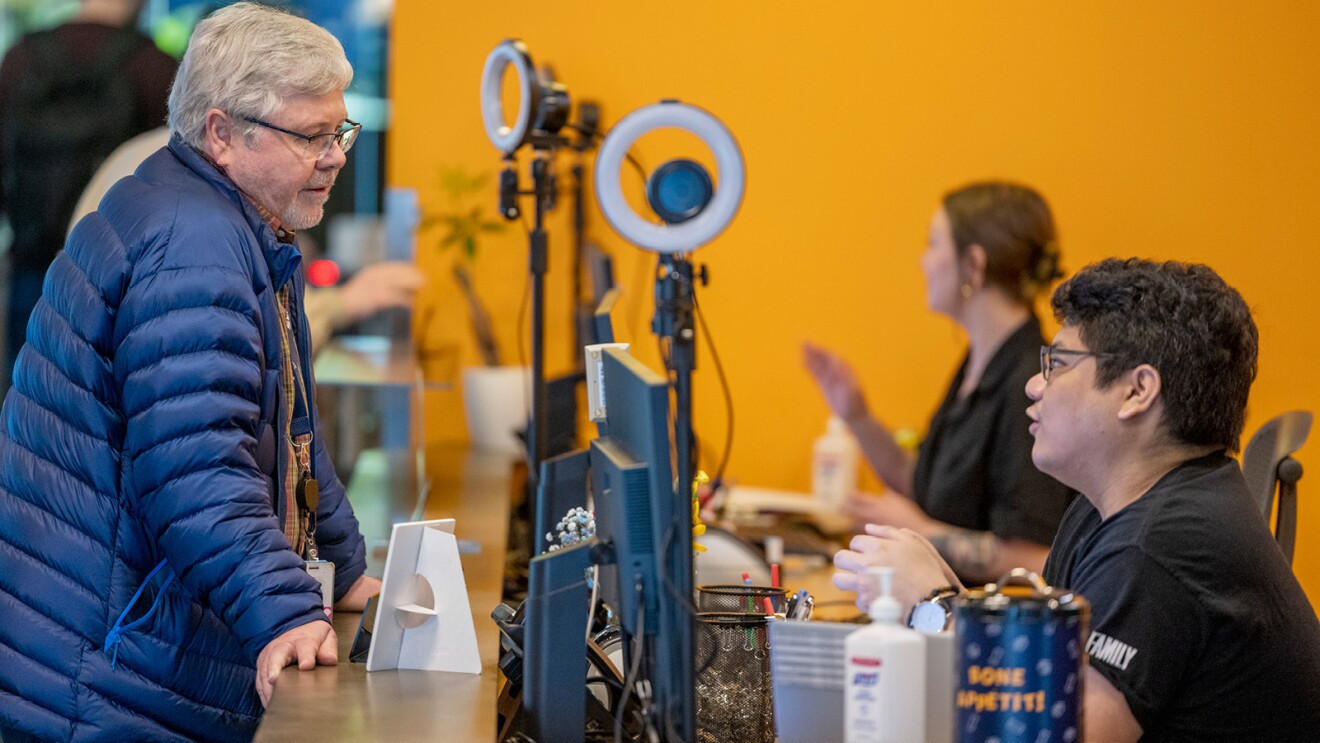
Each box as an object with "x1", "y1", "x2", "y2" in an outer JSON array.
[
  {"x1": 658, "y1": 521, "x2": 701, "y2": 623},
  {"x1": 614, "y1": 579, "x2": 646, "y2": 743},
  {"x1": 624, "y1": 152, "x2": 648, "y2": 189},
  {"x1": 564, "y1": 122, "x2": 594, "y2": 138},
  {"x1": 655, "y1": 519, "x2": 709, "y2": 743},
  {"x1": 586, "y1": 672, "x2": 626, "y2": 694},
  {"x1": 515, "y1": 213, "x2": 532, "y2": 370},
  {"x1": 692, "y1": 291, "x2": 734, "y2": 488},
  {"x1": 509, "y1": 214, "x2": 532, "y2": 443},
  {"x1": 566, "y1": 122, "x2": 649, "y2": 185}
]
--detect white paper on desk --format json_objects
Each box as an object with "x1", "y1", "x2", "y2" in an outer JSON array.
[
  {"x1": 366, "y1": 518, "x2": 481, "y2": 674},
  {"x1": 724, "y1": 485, "x2": 828, "y2": 516}
]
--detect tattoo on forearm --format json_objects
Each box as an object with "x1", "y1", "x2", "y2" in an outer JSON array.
[{"x1": 929, "y1": 529, "x2": 1001, "y2": 580}]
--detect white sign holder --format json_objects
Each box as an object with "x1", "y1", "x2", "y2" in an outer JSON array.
[{"x1": 366, "y1": 519, "x2": 481, "y2": 674}]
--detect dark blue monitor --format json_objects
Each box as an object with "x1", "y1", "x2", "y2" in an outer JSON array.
[
  {"x1": 575, "y1": 243, "x2": 616, "y2": 354},
  {"x1": 587, "y1": 243, "x2": 616, "y2": 304},
  {"x1": 534, "y1": 448, "x2": 589, "y2": 556},
  {"x1": 521, "y1": 346, "x2": 694, "y2": 741},
  {"x1": 592, "y1": 285, "x2": 621, "y2": 346},
  {"x1": 589, "y1": 347, "x2": 694, "y2": 739}
]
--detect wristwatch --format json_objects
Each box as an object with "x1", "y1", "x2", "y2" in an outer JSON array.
[{"x1": 907, "y1": 585, "x2": 959, "y2": 633}]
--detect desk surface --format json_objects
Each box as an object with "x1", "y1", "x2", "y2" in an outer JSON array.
[
  {"x1": 314, "y1": 335, "x2": 454, "y2": 389},
  {"x1": 255, "y1": 448, "x2": 859, "y2": 741},
  {"x1": 255, "y1": 445, "x2": 516, "y2": 742}
]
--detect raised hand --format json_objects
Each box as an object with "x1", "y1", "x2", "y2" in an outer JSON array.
[{"x1": 802, "y1": 341, "x2": 870, "y2": 424}]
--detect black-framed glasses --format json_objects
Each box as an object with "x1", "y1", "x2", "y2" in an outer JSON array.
[
  {"x1": 1040, "y1": 344, "x2": 1114, "y2": 381},
  {"x1": 240, "y1": 115, "x2": 361, "y2": 161}
]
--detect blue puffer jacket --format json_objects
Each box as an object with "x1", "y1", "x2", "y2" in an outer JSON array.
[{"x1": 0, "y1": 137, "x2": 367, "y2": 741}]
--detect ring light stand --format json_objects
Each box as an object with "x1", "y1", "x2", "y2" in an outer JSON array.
[
  {"x1": 594, "y1": 100, "x2": 745, "y2": 742},
  {"x1": 480, "y1": 40, "x2": 572, "y2": 498},
  {"x1": 595, "y1": 99, "x2": 745, "y2": 505},
  {"x1": 570, "y1": 102, "x2": 600, "y2": 362}
]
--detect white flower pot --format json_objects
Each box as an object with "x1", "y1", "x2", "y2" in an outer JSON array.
[{"x1": 461, "y1": 365, "x2": 531, "y2": 455}]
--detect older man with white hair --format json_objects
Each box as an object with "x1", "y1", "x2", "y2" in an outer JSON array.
[{"x1": 0, "y1": 4, "x2": 380, "y2": 739}]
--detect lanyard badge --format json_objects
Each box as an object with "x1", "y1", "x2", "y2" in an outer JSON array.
[
  {"x1": 293, "y1": 423, "x2": 332, "y2": 618},
  {"x1": 296, "y1": 442, "x2": 333, "y2": 618},
  {"x1": 286, "y1": 289, "x2": 332, "y2": 615},
  {"x1": 294, "y1": 437, "x2": 319, "y2": 560}
]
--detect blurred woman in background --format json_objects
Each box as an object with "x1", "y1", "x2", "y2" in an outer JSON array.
[{"x1": 804, "y1": 181, "x2": 1072, "y2": 584}]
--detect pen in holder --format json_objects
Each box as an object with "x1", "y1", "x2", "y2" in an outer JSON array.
[{"x1": 695, "y1": 612, "x2": 776, "y2": 743}]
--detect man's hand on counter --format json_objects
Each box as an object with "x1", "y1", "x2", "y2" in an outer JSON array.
[
  {"x1": 336, "y1": 575, "x2": 382, "y2": 612},
  {"x1": 256, "y1": 620, "x2": 338, "y2": 708}
]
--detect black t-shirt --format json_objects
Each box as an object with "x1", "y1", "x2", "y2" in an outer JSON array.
[
  {"x1": 1043, "y1": 453, "x2": 1320, "y2": 741},
  {"x1": 912, "y1": 315, "x2": 1072, "y2": 545}
]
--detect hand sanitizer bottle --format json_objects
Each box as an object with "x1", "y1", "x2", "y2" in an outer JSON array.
[
  {"x1": 812, "y1": 415, "x2": 858, "y2": 508},
  {"x1": 844, "y1": 567, "x2": 926, "y2": 743}
]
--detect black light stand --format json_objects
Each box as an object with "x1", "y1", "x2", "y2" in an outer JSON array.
[
  {"x1": 651, "y1": 253, "x2": 706, "y2": 742},
  {"x1": 498, "y1": 139, "x2": 563, "y2": 504},
  {"x1": 570, "y1": 103, "x2": 599, "y2": 362},
  {"x1": 653, "y1": 254, "x2": 707, "y2": 506}
]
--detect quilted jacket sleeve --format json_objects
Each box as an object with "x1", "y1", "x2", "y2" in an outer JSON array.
[{"x1": 115, "y1": 215, "x2": 327, "y2": 663}]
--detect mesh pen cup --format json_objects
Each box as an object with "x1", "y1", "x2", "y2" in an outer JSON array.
[
  {"x1": 695, "y1": 612, "x2": 776, "y2": 743},
  {"x1": 696, "y1": 584, "x2": 788, "y2": 614}
]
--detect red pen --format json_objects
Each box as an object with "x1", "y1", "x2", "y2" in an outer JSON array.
[{"x1": 770, "y1": 563, "x2": 780, "y2": 588}]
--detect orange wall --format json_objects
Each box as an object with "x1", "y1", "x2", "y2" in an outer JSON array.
[{"x1": 390, "y1": 2, "x2": 1320, "y2": 601}]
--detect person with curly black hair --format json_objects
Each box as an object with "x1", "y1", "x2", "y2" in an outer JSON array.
[{"x1": 836, "y1": 258, "x2": 1320, "y2": 740}]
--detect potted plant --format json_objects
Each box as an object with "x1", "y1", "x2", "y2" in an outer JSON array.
[{"x1": 421, "y1": 165, "x2": 529, "y2": 454}]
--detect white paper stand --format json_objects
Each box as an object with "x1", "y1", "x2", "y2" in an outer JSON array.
[{"x1": 366, "y1": 519, "x2": 481, "y2": 674}]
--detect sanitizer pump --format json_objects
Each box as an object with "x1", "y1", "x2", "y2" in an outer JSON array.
[
  {"x1": 844, "y1": 567, "x2": 926, "y2": 743},
  {"x1": 812, "y1": 416, "x2": 858, "y2": 508}
]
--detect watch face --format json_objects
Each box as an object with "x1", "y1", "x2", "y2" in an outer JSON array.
[{"x1": 909, "y1": 601, "x2": 950, "y2": 633}]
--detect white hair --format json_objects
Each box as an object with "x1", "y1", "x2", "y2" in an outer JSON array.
[{"x1": 167, "y1": 2, "x2": 353, "y2": 149}]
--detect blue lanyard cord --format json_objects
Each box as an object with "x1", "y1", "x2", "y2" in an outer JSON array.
[{"x1": 104, "y1": 558, "x2": 177, "y2": 670}]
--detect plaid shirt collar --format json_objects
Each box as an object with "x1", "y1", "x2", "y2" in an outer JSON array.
[
  {"x1": 194, "y1": 146, "x2": 296, "y2": 244},
  {"x1": 241, "y1": 195, "x2": 296, "y2": 244}
]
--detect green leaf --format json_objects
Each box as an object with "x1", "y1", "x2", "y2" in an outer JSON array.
[{"x1": 429, "y1": 164, "x2": 505, "y2": 259}]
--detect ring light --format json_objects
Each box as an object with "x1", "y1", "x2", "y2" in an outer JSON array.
[
  {"x1": 480, "y1": 40, "x2": 535, "y2": 154},
  {"x1": 595, "y1": 101, "x2": 745, "y2": 253}
]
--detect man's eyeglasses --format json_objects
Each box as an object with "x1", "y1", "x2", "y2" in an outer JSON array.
[
  {"x1": 1040, "y1": 344, "x2": 1114, "y2": 381},
  {"x1": 240, "y1": 115, "x2": 361, "y2": 161}
]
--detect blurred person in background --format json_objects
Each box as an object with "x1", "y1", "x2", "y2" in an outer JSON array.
[
  {"x1": 0, "y1": 0, "x2": 176, "y2": 390},
  {"x1": 71, "y1": 126, "x2": 424, "y2": 355},
  {"x1": 803, "y1": 181, "x2": 1073, "y2": 584}
]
